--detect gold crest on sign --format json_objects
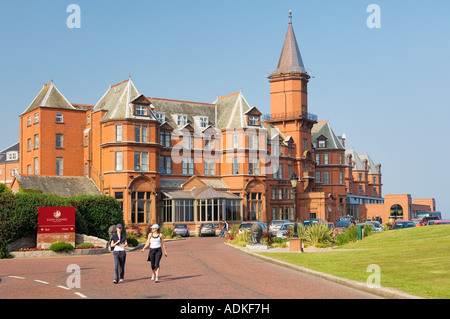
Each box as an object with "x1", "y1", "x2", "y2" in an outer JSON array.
[{"x1": 53, "y1": 210, "x2": 62, "y2": 218}]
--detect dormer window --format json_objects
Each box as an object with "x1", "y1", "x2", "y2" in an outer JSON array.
[
  {"x1": 249, "y1": 116, "x2": 260, "y2": 126},
  {"x1": 6, "y1": 151, "x2": 18, "y2": 161},
  {"x1": 177, "y1": 114, "x2": 187, "y2": 126},
  {"x1": 155, "y1": 112, "x2": 165, "y2": 123},
  {"x1": 318, "y1": 140, "x2": 326, "y2": 148},
  {"x1": 135, "y1": 105, "x2": 148, "y2": 116},
  {"x1": 199, "y1": 117, "x2": 208, "y2": 128}
]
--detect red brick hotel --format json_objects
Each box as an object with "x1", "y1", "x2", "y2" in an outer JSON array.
[{"x1": 9, "y1": 13, "x2": 436, "y2": 229}]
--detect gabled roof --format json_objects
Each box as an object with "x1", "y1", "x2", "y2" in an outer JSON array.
[
  {"x1": 311, "y1": 121, "x2": 345, "y2": 150},
  {"x1": 213, "y1": 91, "x2": 260, "y2": 130},
  {"x1": 93, "y1": 78, "x2": 151, "y2": 122},
  {"x1": 0, "y1": 142, "x2": 20, "y2": 164},
  {"x1": 269, "y1": 12, "x2": 306, "y2": 77},
  {"x1": 22, "y1": 82, "x2": 76, "y2": 114}
]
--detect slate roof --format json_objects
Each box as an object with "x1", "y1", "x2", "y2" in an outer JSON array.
[
  {"x1": 0, "y1": 142, "x2": 20, "y2": 164},
  {"x1": 162, "y1": 186, "x2": 240, "y2": 200},
  {"x1": 358, "y1": 154, "x2": 381, "y2": 175},
  {"x1": 149, "y1": 97, "x2": 216, "y2": 134},
  {"x1": 92, "y1": 79, "x2": 152, "y2": 122},
  {"x1": 311, "y1": 121, "x2": 345, "y2": 150},
  {"x1": 14, "y1": 175, "x2": 101, "y2": 197},
  {"x1": 22, "y1": 82, "x2": 79, "y2": 114},
  {"x1": 269, "y1": 12, "x2": 306, "y2": 77},
  {"x1": 345, "y1": 149, "x2": 381, "y2": 175}
]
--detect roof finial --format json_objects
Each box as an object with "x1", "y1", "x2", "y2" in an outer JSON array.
[{"x1": 289, "y1": 10, "x2": 292, "y2": 24}]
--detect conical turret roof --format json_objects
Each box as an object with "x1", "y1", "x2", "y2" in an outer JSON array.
[{"x1": 269, "y1": 11, "x2": 306, "y2": 77}]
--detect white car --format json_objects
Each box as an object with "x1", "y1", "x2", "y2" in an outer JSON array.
[
  {"x1": 275, "y1": 223, "x2": 294, "y2": 239},
  {"x1": 364, "y1": 221, "x2": 383, "y2": 232},
  {"x1": 269, "y1": 220, "x2": 291, "y2": 233}
]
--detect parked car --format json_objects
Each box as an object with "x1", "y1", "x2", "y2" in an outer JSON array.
[
  {"x1": 302, "y1": 219, "x2": 326, "y2": 227},
  {"x1": 269, "y1": 219, "x2": 291, "y2": 233},
  {"x1": 173, "y1": 224, "x2": 189, "y2": 237},
  {"x1": 198, "y1": 223, "x2": 216, "y2": 237},
  {"x1": 390, "y1": 220, "x2": 416, "y2": 230},
  {"x1": 237, "y1": 221, "x2": 268, "y2": 234},
  {"x1": 363, "y1": 221, "x2": 383, "y2": 232},
  {"x1": 433, "y1": 220, "x2": 450, "y2": 225},
  {"x1": 411, "y1": 219, "x2": 423, "y2": 226},
  {"x1": 275, "y1": 223, "x2": 294, "y2": 239},
  {"x1": 334, "y1": 220, "x2": 352, "y2": 232},
  {"x1": 421, "y1": 216, "x2": 440, "y2": 226},
  {"x1": 337, "y1": 215, "x2": 355, "y2": 223}
]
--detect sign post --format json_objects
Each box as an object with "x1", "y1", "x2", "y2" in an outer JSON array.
[{"x1": 37, "y1": 207, "x2": 76, "y2": 249}]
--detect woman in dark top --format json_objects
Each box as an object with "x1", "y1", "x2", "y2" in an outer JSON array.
[{"x1": 110, "y1": 223, "x2": 127, "y2": 284}]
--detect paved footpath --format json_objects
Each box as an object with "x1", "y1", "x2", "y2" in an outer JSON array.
[{"x1": 0, "y1": 237, "x2": 381, "y2": 299}]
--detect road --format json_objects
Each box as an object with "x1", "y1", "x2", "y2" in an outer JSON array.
[{"x1": 0, "y1": 237, "x2": 381, "y2": 299}]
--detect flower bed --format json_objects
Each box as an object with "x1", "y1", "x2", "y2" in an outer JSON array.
[{"x1": 12, "y1": 246, "x2": 108, "y2": 258}]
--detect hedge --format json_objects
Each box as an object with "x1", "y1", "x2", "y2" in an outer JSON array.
[{"x1": 0, "y1": 192, "x2": 124, "y2": 258}]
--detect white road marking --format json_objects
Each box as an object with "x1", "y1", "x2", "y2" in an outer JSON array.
[
  {"x1": 8, "y1": 276, "x2": 25, "y2": 279},
  {"x1": 34, "y1": 280, "x2": 49, "y2": 284},
  {"x1": 74, "y1": 292, "x2": 87, "y2": 298},
  {"x1": 57, "y1": 285, "x2": 71, "y2": 290}
]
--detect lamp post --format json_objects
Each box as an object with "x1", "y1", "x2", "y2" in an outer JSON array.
[{"x1": 290, "y1": 173, "x2": 299, "y2": 238}]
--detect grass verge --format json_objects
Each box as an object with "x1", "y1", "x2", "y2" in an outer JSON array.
[{"x1": 259, "y1": 225, "x2": 450, "y2": 299}]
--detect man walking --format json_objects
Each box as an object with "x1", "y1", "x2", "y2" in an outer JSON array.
[{"x1": 220, "y1": 220, "x2": 228, "y2": 237}]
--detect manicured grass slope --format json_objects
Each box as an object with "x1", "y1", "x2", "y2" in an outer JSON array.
[{"x1": 260, "y1": 225, "x2": 450, "y2": 299}]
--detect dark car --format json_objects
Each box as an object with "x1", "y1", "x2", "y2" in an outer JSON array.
[
  {"x1": 173, "y1": 224, "x2": 189, "y2": 237},
  {"x1": 237, "y1": 221, "x2": 268, "y2": 234},
  {"x1": 334, "y1": 220, "x2": 352, "y2": 232},
  {"x1": 199, "y1": 223, "x2": 216, "y2": 237},
  {"x1": 302, "y1": 219, "x2": 326, "y2": 227},
  {"x1": 390, "y1": 220, "x2": 416, "y2": 230}
]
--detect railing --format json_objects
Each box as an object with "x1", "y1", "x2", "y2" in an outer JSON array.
[{"x1": 262, "y1": 112, "x2": 318, "y2": 122}]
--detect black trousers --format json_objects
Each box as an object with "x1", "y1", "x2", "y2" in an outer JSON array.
[
  {"x1": 113, "y1": 251, "x2": 126, "y2": 281},
  {"x1": 148, "y1": 247, "x2": 162, "y2": 271}
]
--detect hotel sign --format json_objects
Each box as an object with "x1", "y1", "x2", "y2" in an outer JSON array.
[{"x1": 38, "y1": 207, "x2": 75, "y2": 234}]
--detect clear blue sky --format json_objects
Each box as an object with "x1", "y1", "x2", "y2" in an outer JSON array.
[{"x1": 1, "y1": 0, "x2": 449, "y2": 219}]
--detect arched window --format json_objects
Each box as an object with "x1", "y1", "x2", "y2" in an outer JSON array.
[{"x1": 390, "y1": 204, "x2": 403, "y2": 220}]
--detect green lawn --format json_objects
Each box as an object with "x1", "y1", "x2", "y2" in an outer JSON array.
[{"x1": 259, "y1": 225, "x2": 450, "y2": 299}]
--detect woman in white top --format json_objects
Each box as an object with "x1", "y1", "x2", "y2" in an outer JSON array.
[{"x1": 140, "y1": 224, "x2": 168, "y2": 283}]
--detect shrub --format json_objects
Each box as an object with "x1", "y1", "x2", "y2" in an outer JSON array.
[
  {"x1": 161, "y1": 226, "x2": 176, "y2": 239},
  {"x1": 305, "y1": 223, "x2": 333, "y2": 246},
  {"x1": 335, "y1": 225, "x2": 359, "y2": 246},
  {"x1": 127, "y1": 237, "x2": 139, "y2": 247},
  {"x1": 336, "y1": 233, "x2": 350, "y2": 246},
  {"x1": 228, "y1": 229, "x2": 251, "y2": 247},
  {"x1": 262, "y1": 230, "x2": 276, "y2": 246},
  {"x1": 364, "y1": 225, "x2": 373, "y2": 237},
  {"x1": 49, "y1": 241, "x2": 74, "y2": 253}
]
